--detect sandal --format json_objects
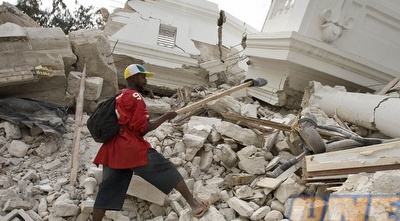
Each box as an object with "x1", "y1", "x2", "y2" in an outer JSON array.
[{"x1": 193, "y1": 200, "x2": 210, "y2": 217}]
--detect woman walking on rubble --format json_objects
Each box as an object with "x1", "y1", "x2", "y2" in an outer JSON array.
[{"x1": 91, "y1": 64, "x2": 210, "y2": 220}]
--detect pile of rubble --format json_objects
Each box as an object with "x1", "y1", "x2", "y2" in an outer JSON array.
[
  {"x1": 1, "y1": 2, "x2": 400, "y2": 221},
  {"x1": 0, "y1": 77, "x2": 399, "y2": 221},
  {"x1": 2, "y1": 79, "x2": 400, "y2": 221},
  {"x1": 0, "y1": 86, "x2": 305, "y2": 221}
]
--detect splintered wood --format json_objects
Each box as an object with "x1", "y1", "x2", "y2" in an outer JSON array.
[
  {"x1": 303, "y1": 140, "x2": 400, "y2": 182},
  {"x1": 256, "y1": 161, "x2": 302, "y2": 195}
]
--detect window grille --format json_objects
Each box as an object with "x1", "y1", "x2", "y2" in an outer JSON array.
[{"x1": 157, "y1": 24, "x2": 177, "y2": 48}]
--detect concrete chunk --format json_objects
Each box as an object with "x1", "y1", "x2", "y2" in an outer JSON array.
[
  {"x1": 214, "y1": 121, "x2": 261, "y2": 146},
  {"x1": 68, "y1": 72, "x2": 103, "y2": 101},
  {"x1": 0, "y1": 121, "x2": 21, "y2": 140},
  {"x1": 198, "y1": 206, "x2": 226, "y2": 220},
  {"x1": 224, "y1": 173, "x2": 256, "y2": 187},
  {"x1": 216, "y1": 144, "x2": 238, "y2": 168},
  {"x1": 275, "y1": 174, "x2": 307, "y2": 203},
  {"x1": 68, "y1": 29, "x2": 118, "y2": 98},
  {"x1": 126, "y1": 175, "x2": 166, "y2": 205},
  {"x1": 1, "y1": 209, "x2": 35, "y2": 221},
  {"x1": 182, "y1": 133, "x2": 206, "y2": 161},
  {"x1": 265, "y1": 210, "x2": 283, "y2": 221},
  {"x1": 3, "y1": 198, "x2": 32, "y2": 212},
  {"x1": 194, "y1": 184, "x2": 221, "y2": 204},
  {"x1": 237, "y1": 145, "x2": 267, "y2": 175},
  {"x1": 250, "y1": 206, "x2": 271, "y2": 220},
  {"x1": 206, "y1": 96, "x2": 242, "y2": 115},
  {"x1": 227, "y1": 196, "x2": 255, "y2": 217},
  {"x1": 0, "y1": 22, "x2": 27, "y2": 40},
  {"x1": 8, "y1": 140, "x2": 29, "y2": 158}
]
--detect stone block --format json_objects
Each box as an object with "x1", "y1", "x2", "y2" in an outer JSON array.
[
  {"x1": 67, "y1": 72, "x2": 103, "y2": 101},
  {"x1": 214, "y1": 121, "x2": 262, "y2": 146},
  {"x1": 126, "y1": 175, "x2": 166, "y2": 205},
  {"x1": 8, "y1": 140, "x2": 29, "y2": 158},
  {"x1": 274, "y1": 174, "x2": 306, "y2": 203},
  {"x1": 1, "y1": 209, "x2": 35, "y2": 221},
  {"x1": 0, "y1": 22, "x2": 27, "y2": 40},
  {"x1": 0, "y1": 121, "x2": 21, "y2": 139},
  {"x1": 227, "y1": 196, "x2": 254, "y2": 218},
  {"x1": 182, "y1": 133, "x2": 206, "y2": 161}
]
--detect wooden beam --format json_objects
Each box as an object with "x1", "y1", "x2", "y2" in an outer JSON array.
[
  {"x1": 221, "y1": 112, "x2": 291, "y2": 131},
  {"x1": 70, "y1": 63, "x2": 86, "y2": 186},
  {"x1": 375, "y1": 77, "x2": 400, "y2": 95},
  {"x1": 304, "y1": 140, "x2": 400, "y2": 179},
  {"x1": 257, "y1": 161, "x2": 302, "y2": 195},
  {"x1": 221, "y1": 113, "x2": 340, "y2": 140}
]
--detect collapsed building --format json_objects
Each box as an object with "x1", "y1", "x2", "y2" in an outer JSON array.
[{"x1": 0, "y1": 0, "x2": 400, "y2": 220}]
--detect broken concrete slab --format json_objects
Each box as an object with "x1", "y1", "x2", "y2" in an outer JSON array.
[
  {"x1": 0, "y1": 22, "x2": 27, "y2": 40},
  {"x1": 0, "y1": 22, "x2": 76, "y2": 106},
  {"x1": 1, "y1": 209, "x2": 36, "y2": 221},
  {"x1": 0, "y1": 3, "x2": 39, "y2": 27},
  {"x1": 237, "y1": 145, "x2": 268, "y2": 175},
  {"x1": 216, "y1": 144, "x2": 239, "y2": 169},
  {"x1": 227, "y1": 197, "x2": 255, "y2": 218},
  {"x1": 68, "y1": 29, "x2": 118, "y2": 98},
  {"x1": 67, "y1": 72, "x2": 103, "y2": 101},
  {"x1": 214, "y1": 121, "x2": 263, "y2": 147},
  {"x1": 0, "y1": 10, "x2": 125, "y2": 111},
  {"x1": 274, "y1": 173, "x2": 307, "y2": 204},
  {"x1": 126, "y1": 175, "x2": 166, "y2": 206}
]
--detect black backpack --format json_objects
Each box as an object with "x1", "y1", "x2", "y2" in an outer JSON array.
[{"x1": 87, "y1": 94, "x2": 121, "y2": 143}]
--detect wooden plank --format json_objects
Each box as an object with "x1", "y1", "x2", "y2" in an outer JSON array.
[
  {"x1": 304, "y1": 140, "x2": 400, "y2": 178},
  {"x1": 221, "y1": 112, "x2": 291, "y2": 132},
  {"x1": 333, "y1": 113, "x2": 351, "y2": 130},
  {"x1": 236, "y1": 121, "x2": 271, "y2": 135},
  {"x1": 221, "y1": 112, "x2": 341, "y2": 140},
  {"x1": 277, "y1": 160, "x2": 302, "y2": 180},
  {"x1": 375, "y1": 77, "x2": 400, "y2": 95},
  {"x1": 259, "y1": 161, "x2": 302, "y2": 195},
  {"x1": 70, "y1": 63, "x2": 86, "y2": 186},
  {"x1": 256, "y1": 177, "x2": 282, "y2": 189},
  {"x1": 307, "y1": 164, "x2": 400, "y2": 177},
  {"x1": 302, "y1": 174, "x2": 348, "y2": 183}
]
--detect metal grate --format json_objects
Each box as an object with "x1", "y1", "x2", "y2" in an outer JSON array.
[{"x1": 157, "y1": 24, "x2": 177, "y2": 48}]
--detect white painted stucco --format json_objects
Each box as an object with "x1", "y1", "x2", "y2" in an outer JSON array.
[
  {"x1": 245, "y1": 0, "x2": 400, "y2": 107},
  {"x1": 107, "y1": 0, "x2": 258, "y2": 69}
]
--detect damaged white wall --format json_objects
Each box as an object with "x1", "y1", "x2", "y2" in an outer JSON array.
[
  {"x1": 103, "y1": 0, "x2": 258, "y2": 90},
  {"x1": 244, "y1": 0, "x2": 400, "y2": 108},
  {"x1": 0, "y1": 0, "x2": 260, "y2": 111}
]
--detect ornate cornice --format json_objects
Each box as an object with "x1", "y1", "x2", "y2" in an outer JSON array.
[{"x1": 246, "y1": 31, "x2": 396, "y2": 90}]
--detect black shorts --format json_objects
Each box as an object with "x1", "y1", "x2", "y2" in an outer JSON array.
[{"x1": 93, "y1": 148, "x2": 183, "y2": 210}]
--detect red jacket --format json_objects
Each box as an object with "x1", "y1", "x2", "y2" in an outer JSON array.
[{"x1": 93, "y1": 89, "x2": 152, "y2": 169}]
